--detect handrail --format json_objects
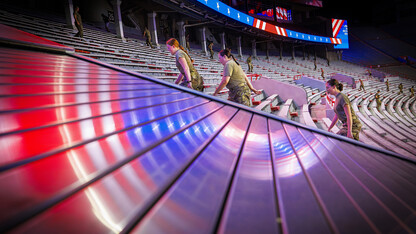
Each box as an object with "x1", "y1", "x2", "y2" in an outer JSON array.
[{"x1": 247, "y1": 73, "x2": 262, "y2": 82}]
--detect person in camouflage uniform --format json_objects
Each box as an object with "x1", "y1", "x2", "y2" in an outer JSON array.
[
  {"x1": 358, "y1": 79, "x2": 365, "y2": 91},
  {"x1": 166, "y1": 38, "x2": 204, "y2": 92},
  {"x1": 246, "y1": 55, "x2": 253, "y2": 73},
  {"x1": 73, "y1": 6, "x2": 83, "y2": 38},
  {"x1": 375, "y1": 90, "x2": 381, "y2": 111},
  {"x1": 213, "y1": 48, "x2": 261, "y2": 106},
  {"x1": 327, "y1": 78, "x2": 362, "y2": 141},
  {"x1": 143, "y1": 27, "x2": 154, "y2": 48},
  {"x1": 385, "y1": 79, "x2": 389, "y2": 91},
  {"x1": 398, "y1": 83, "x2": 403, "y2": 94},
  {"x1": 208, "y1": 41, "x2": 214, "y2": 59}
]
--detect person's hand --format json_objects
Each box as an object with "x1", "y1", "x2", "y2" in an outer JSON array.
[
  {"x1": 187, "y1": 82, "x2": 193, "y2": 89},
  {"x1": 347, "y1": 131, "x2": 353, "y2": 139},
  {"x1": 253, "y1": 89, "x2": 262, "y2": 94},
  {"x1": 328, "y1": 127, "x2": 332, "y2": 132}
]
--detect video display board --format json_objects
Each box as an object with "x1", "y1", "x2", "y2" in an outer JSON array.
[
  {"x1": 255, "y1": 7, "x2": 292, "y2": 21},
  {"x1": 332, "y1": 19, "x2": 349, "y2": 49},
  {"x1": 194, "y1": 0, "x2": 340, "y2": 45}
]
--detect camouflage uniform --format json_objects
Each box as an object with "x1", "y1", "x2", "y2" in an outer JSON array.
[
  {"x1": 175, "y1": 50, "x2": 204, "y2": 92},
  {"x1": 334, "y1": 93, "x2": 362, "y2": 140},
  {"x1": 73, "y1": 11, "x2": 83, "y2": 37},
  {"x1": 224, "y1": 60, "x2": 251, "y2": 106},
  {"x1": 246, "y1": 56, "x2": 253, "y2": 72},
  {"x1": 208, "y1": 43, "x2": 214, "y2": 59},
  {"x1": 375, "y1": 93, "x2": 381, "y2": 110},
  {"x1": 385, "y1": 80, "x2": 389, "y2": 91},
  {"x1": 398, "y1": 83, "x2": 403, "y2": 94},
  {"x1": 358, "y1": 80, "x2": 365, "y2": 91},
  {"x1": 144, "y1": 29, "x2": 153, "y2": 48}
]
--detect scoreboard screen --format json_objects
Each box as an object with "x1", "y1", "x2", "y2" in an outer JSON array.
[
  {"x1": 256, "y1": 7, "x2": 292, "y2": 21},
  {"x1": 194, "y1": 0, "x2": 341, "y2": 45},
  {"x1": 332, "y1": 19, "x2": 349, "y2": 49}
]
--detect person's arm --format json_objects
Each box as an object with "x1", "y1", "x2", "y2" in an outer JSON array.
[
  {"x1": 344, "y1": 104, "x2": 353, "y2": 138},
  {"x1": 178, "y1": 57, "x2": 193, "y2": 89},
  {"x1": 244, "y1": 75, "x2": 261, "y2": 94},
  {"x1": 174, "y1": 73, "x2": 183, "y2": 84},
  {"x1": 213, "y1": 75, "x2": 230, "y2": 96},
  {"x1": 328, "y1": 114, "x2": 338, "y2": 132}
]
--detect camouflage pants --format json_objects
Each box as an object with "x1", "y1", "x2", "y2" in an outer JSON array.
[
  {"x1": 75, "y1": 24, "x2": 83, "y2": 37},
  {"x1": 248, "y1": 63, "x2": 253, "y2": 72},
  {"x1": 210, "y1": 49, "x2": 214, "y2": 59},
  {"x1": 228, "y1": 85, "x2": 251, "y2": 106},
  {"x1": 186, "y1": 42, "x2": 190, "y2": 51},
  {"x1": 191, "y1": 72, "x2": 204, "y2": 92},
  {"x1": 179, "y1": 72, "x2": 204, "y2": 92},
  {"x1": 337, "y1": 122, "x2": 362, "y2": 141},
  {"x1": 146, "y1": 37, "x2": 153, "y2": 48}
]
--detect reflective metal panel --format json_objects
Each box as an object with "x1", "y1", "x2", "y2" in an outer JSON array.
[
  {"x1": 269, "y1": 120, "x2": 331, "y2": 233},
  {"x1": 0, "y1": 93, "x2": 194, "y2": 135},
  {"x1": 284, "y1": 124, "x2": 375, "y2": 233},
  {"x1": 0, "y1": 101, "x2": 219, "y2": 225},
  {"x1": 130, "y1": 108, "x2": 249, "y2": 234},
  {"x1": 12, "y1": 105, "x2": 239, "y2": 233},
  {"x1": 312, "y1": 132, "x2": 413, "y2": 232},
  {"x1": 219, "y1": 115, "x2": 279, "y2": 234}
]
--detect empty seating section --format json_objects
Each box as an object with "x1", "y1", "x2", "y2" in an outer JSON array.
[
  {"x1": 254, "y1": 94, "x2": 279, "y2": 113},
  {"x1": 345, "y1": 27, "x2": 416, "y2": 80},
  {"x1": 342, "y1": 36, "x2": 398, "y2": 66},
  {"x1": 0, "y1": 9, "x2": 415, "y2": 157},
  {"x1": 352, "y1": 27, "x2": 416, "y2": 60}
]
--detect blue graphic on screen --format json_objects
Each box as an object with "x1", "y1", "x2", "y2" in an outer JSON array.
[
  {"x1": 334, "y1": 20, "x2": 348, "y2": 49},
  {"x1": 286, "y1": 30, "x2": 330, "y2": 43},
  {"x1": 196, "y1": 0, "x2": 254, "y2": 26},
  {"x1": 287, "y1": 10, "x2": 292, "y2": 21}
]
